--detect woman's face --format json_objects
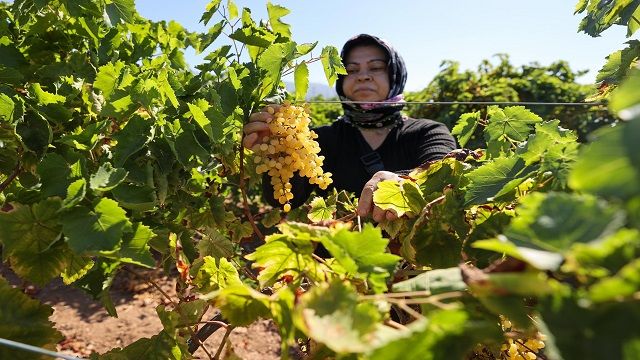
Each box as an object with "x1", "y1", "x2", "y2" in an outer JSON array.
[{"x1": 342, "y1": 45, "x2": 390, "y2": 102}]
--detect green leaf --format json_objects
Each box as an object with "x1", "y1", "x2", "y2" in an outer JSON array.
[
  {"x1": 505, "y1": 192, "x2": 625, "y2": 251},
  {"x1": 10, "y1": 240, "x2": 69, "y2": 285},
  {"x1": 464, "y1": 156, "x2": 537, "y2": 206},
  {"x1": 193, "y1": 256, "x2": 242, "y2": 293},
  {"x1": 94, "y1": 61, "x2": 125, "y2": 100},
  {"x1": 227, "y1": 0, "x2": 239, "y2": 19},
  {"x1": 104, "y1": 0, "x2": 136, "y2": 26},
  {"x1": 197, "y1": 228, "x2": 234, "y2": 259},
  {"x1": 61, "y1": 253, "x2": 95, "y2": 285},
  {"x1": 112, "y1": 115, "x2": 154, "y2": 167},
  {"x1": 451, "y1": 111, "x2": 480, "y2": 148},
  {"x1": 569, "y1": 120, "x2": 640, "y2": 199},
  {"x1": 392, "y1": 267, "x2": 467, "y2": 294},
  {"x1": 0, "y1": 199, "x2": 62, "y2": 258},
  {"x1": 74, "y1": 260, "x2": 120, "y2": 316},
  {"x1": 320, "y1": 224, "x2": 400, "y2": 293},
  {"x1": 37, "y1": 152, "x2": 72, "y2": 197},
  {"x1": 245, "y1": 228, "x2": 321, "y2": 288},
  {"x1": 116, "y1": 222, "x2": 155, "y2": 267},
  {"x1": 320, "y1": 46, "x2": 347, "y2": 87},
  {"x1": 30, "y1": 83, "x2": 65, "y2": 105},
  {"x1": 63, "y1": 179, "x2": 87, "y2": 209},
  {"x1": 62, "y1": 198, "x2": 129, "y2": 253},
  {"x1": 90, "y1": 162, "x2": 128, "y2": 191},
  {"x1": 373, "y1": 179, "x2": 425, "y2": 217},
  {"x1": 485, "y1": 106, "x2": 542, "y2": 143},
  {"x1": 610, "y1": 68, "x2": 640, "y2": 117},
  {"x1": 294, "y1": 62, "x2": 309, "y2": 101},
  {"x1": 111, "y1": 183, "x2": 157, "y2": 211},
  {"x1": 589, "y1": 258, "x2": 640, "y2": 302},
  {"x1": 266, "y1": 2, "x2": 291, "y2": 37},
  {"x1": 200, "y1": 0, "x2": 222, "y2": 25},
  {"x1": 16, "y1": 111, "x2": 52, "y2": 157},
  {"x1": 216, "y1": 284, "x2": 271, "y2": 326},
  {"x1": 0, "y1": 93, "x2": 15, "y2": 121},
  {"x1": 261, "y1": 207, "x2": 282, "y2": 227},
  {"x1": 0, "y1": 277, "x2": 63, "y2": 358},
  {"x1": 296, "y1": 280, "x2": 382, "y2": 353},
  {"x1": 307, "y1": 196, "x2": 335, "y2": 222},
  {"x1": 257, "y1": 41, "x2": 297, "y2": 98},
  {"x1": 229, "y1": 23, "x2": 277, "y2": 48},
  {"x1": 596, "y1": 41, "x2": 640, "y2": 85},
  {"x1": 187, "y1": 102, "x2": 213, "y2": 140},
  {"x1": 198, "y1": 20, "x2": 225, "y2": 53},
  {"x1": 472, "y1": 237, "x2": 564, "y2": 271},
  {"x1": 296, "y1": 42, "x2": 317, "y2": 56},
  {"x1": 96, "y1": 331, "x2": 189, "y2": 360}
]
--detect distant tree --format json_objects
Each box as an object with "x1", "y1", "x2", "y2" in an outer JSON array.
[{"x1": 405, "y1": 55, "x2": 616, "y2": 147}]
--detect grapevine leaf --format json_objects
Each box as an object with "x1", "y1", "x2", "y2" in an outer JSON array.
[
  {"x1": 62, "y1": 198, "x2": 129, "y2": 253},
  {"x1": 0, "y1": 93, "x2": 15, "y2": 121},
  {"x1": 320, "y1": 224, "x2": 400, "y2": 293},
  {"x1": 0, "y1": 277, "x2": 63, "y2": 358},
  {"x1": 266, "y1": 2, "x2": 291, "y2": 38},
  {"x1": 187, "y1": 102, "x2": 213, "y2": 140},
  {"x1": 296, "y1": 280, "x2": 382, "y2": 353},
  {"x1": 104, "y1": 0, "x2": 136, "y2": 26},
  {"x1": 485, "y1": 106, "x2": 542, "y2": 143},
  {"x1": 307, "y1": 196, "x2": 335, "y2": 222},
  {"x1": 61, "y1": 253, "x2": 95, "y2": 285},
  {"x1": 74, "y1": 260, "x2": 120, "y2": 316},
  {"x1": 569, "y1": 119, "x2": 640, "y2": 199},
  {"x1": 94, "y1": 61, "x2": 125, "y2": 100},
  {"x1": 200, "y1": 0, "x2": 222, "y2": 25},
  {"x1": 451, "y1": 111, "x2": 480, "y2": 148},
  {"x1": 112, "y1": 115, "x2": 154, "y2": 167},
  {"x1": 227, "y1": 0, "x2": 238, "y2": 19},
  {"x1": 295, "y1": 42, "x2": 317, "y2": 56},
  {"x1": 261, "y1": 208, "x2": 282, "y2": 227},
  {"x1": 100, "y1": 92, "x2": 137, "y2": 118},
  {"x1": 90, "y1": 162, "x2": 128, "y2": 191},
  {"x1": 95, "y1": 331, "x2": 189, "y2": 360},
  {"x1": 63, "y1": 179, "x2": 87, "y2": 208},
  {"x1": 16, "y1": 110, "x2": 51, "y2": 157},
  {"x1": 588, "y1": 257, "x2": 640, "y2": 303},
  {"x1": 257, "y1": 41, "x2": 297, "y2": 98},
  {"x1": 229, "y1": 23, "x2": 277, "y2": 48},
  {"x1": 373, "y1": 180, "x2": 425, "y2": 217},
  {"x1": 570, "y1": 228, "x2": 640, "y2": 275},
  {"x1": 596, "y1": 40, "x2": 640, "y2": 85},
  {"x1": 115, "y1": 222, "x2": 155, "y2": 268},
  {"x1": 230, "y1": 220, "x2": 253, "y2": 243},
  {"x1": 157, "y1": 301, "x2": 208, "y2": 334},
  {"x1": 197, "y1": 228, "x2": 234, "y2": 259},
  {"x1": 609, "y1": 68, "x2": 640, "y2": 117},
  {"x1": 245, "y1": 231, "x2": 320, "y2": 288},
  {"x1": 294, "y1": 61, "x2": 309, "y2": 101},
  {"x1": 506, "y1": 192, "x2": 625, "y2": 251},
  {"x1": 320, "y1": 46, "x2": 347, "y2": 87},
  {"x1": 0, "y1": 199, "x2": 62, "y2": 258},
  {"x1": 472, "y1": 237, "x2": 565, "y2": 271},
  {"x1": 30, "y1": 83, "x2": 65, "y2": 105},
  {"x1": 216, "y1": 284, "x2": 271, "y2": 326},
  {"x1": 367, "y1": 309, "x2": 501, "y2": 360},
  {"x1": 198, "y1": 20, "x2": 225, "y2": 54},
  {"x1": 464, "y1": 156, "x2": 537, "y2": 206},
  {"x1": 10, "y1": 240, "x2": 69, "y2": 285},
  {"x1": 37, "y1": 152, "x2": 73, "y2": 197},
  {"x1": 193, "y1": 256, "x2": 242, "y2": 293},
  {"x1": 111, "y1": 183, "x2": 157, "y2": 211},
  {"x1": 392, "y1": 267, "x2": 467, "y2": 294}
]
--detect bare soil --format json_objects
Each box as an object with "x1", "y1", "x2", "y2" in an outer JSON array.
[{"x1": 0, "y1": 265, "x2": 282, "y2": 359}]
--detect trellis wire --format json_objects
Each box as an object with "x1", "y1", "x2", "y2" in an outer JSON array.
[
  {"x1": 0, "y1": 337, "x2": 85, "y2": 360},
  {"x1": 302, "y1": 100, "x2": 607, "y2": 107}
]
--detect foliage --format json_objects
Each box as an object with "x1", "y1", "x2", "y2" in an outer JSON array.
[
  {"x1": 0, "y1": 0, "x2": 639, "y2": 360},
  {"x1": 405, "y1": 55, "x2": 615, "y2": 145}
]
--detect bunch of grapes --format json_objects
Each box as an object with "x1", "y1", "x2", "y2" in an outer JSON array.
[
  {"x1": 252, "y1": 102, "x2": 332, "y2": 212},
  {"x1": 499, "y1": 316, "x2": 546, "y2": 360}
]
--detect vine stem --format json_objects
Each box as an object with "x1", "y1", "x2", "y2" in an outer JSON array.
[
  {"x1": 123, "y1": 267, "x2": 215, "y2": 359},
  {"x1": 213, "y1": 325, "x2": 235, "y2": 360},
  {"x1": 238, "y1": 144, "x2": 265, "y2": 241},
  {"x1": 0, "y1": 162, "x2": 21, "y2": 194}
]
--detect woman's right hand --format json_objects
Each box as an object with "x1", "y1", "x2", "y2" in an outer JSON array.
[{"x1": 242, "y1": 105, "x2": 280, "y2": 150}]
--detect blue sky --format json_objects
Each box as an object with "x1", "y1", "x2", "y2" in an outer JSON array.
[{"x1": 136, "y1": 1, "x2": 634, "y2": 92}]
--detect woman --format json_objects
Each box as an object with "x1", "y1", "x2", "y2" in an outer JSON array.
[{"x1": 243, "y1": 34, "x2": 457, "y2": 222}]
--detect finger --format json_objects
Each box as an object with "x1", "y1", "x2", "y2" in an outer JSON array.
[
  {"x1": 243, "y1": 121, "x2": 270, "y2": 135},
  {"x1": 372, "y1": 206, "x2": 386, "y2": 223},
  {"x1": 357, "y1": 184, "x2": 375, "y2": 217},
  {"x1": 385, "y1": 209, "x2": 398, "y2": 221},
  {"x1": 248, "y1": 111, "x2": 273, "y2": 123},
  {"x1": 242, "y1": 132, "x2": 259, "y2": 149}
]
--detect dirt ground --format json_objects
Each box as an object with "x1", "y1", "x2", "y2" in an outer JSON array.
[{"x1": 0, "y1": 265, "x2": 282, "y2": 360}]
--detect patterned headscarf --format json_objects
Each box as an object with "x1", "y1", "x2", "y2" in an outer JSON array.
[{"x1": 335, "y1": 34, "x2": 408, "y2": 129}]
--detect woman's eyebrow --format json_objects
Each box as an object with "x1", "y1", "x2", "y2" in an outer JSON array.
[{"x1": 345, "y1": 58, "x2": 387, "y2": 66}]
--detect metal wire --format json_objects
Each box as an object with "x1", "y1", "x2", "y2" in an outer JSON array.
[
  {"x1": 0, "y1": 337, "x2": 85, "y2": 360},
  {"x1": 302, "y1": 100, "x2": 607, "y2": 107}
]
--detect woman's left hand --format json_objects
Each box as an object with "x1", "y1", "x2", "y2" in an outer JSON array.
[{"x1": 357, "y1": 171, "x2": 401, "y2": 222}]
